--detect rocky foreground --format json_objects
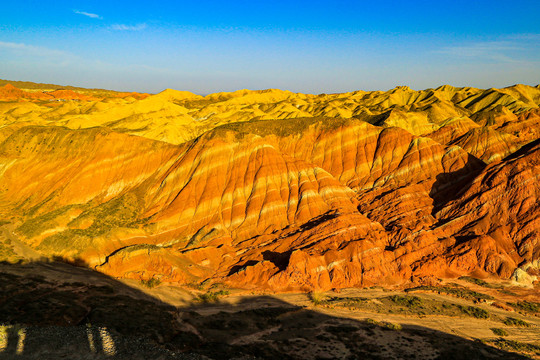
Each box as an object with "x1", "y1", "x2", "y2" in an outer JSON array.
[{"x1": 0, "y1": 81, "x2": 539, "y2": 291}]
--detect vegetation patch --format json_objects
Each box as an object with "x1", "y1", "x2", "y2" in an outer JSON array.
[
  {"x1": 308, "y1": 292, "x2": 326, "y2": 306},
  {"x1": 508, "y1": 301, "x2": 540, "y2": 315},
  {"x1": 406, "y1": 284, "x2": 494, "y2": 301},
  {"x1": 36, "y1": 194, "x2": 143, "y2": 253},
  {"x1": 17, "y1": 205, "x2": 74, "y2": 238},
  {"x1": 0, "y1": 241, "x2": 23, "y2": 263},
  {"x1": 67, "y1": 193, "x2": 141, "y2": 236},
  {"x1": 314, "y1": 293, "x2": 493, "y2": 320},
  {"x1": 502, "y1": 317, "x2": 531, "y2": 327},
  {"x1": 363, "y1": 318, "x2": 402, "y2": 331},
  {"x1": 140, "y1": 277, "x2": 161, "y2": 288},
  {"x1": 381, "y1": 321, "x2": 402, "y2": 331},
  {"x1": 490, "y1": 339, "x2": 540, "y2": 357},
  {"x1": 490, "y1": 328, "x2": 508, "y2": 337},
  {"x1": 387, "y1": 295, "x2": 423, "y2": 308},
  {"x1": 197, "y1": 290, "x2": 230, "y2": 303},
  {"x1": 457, "y1": 305, "x2": 490, "y2": 319},
  {"x1": 497, "y1": 289, "x2": 519, "y2": 296},
  {"x1": 459, "y1": 276, "x2": 500, "y2": 289}
]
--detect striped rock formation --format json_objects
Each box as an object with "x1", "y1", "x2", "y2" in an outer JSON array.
[{"x1": 0, "y1": 81, "x2": 538, "y2": 291}]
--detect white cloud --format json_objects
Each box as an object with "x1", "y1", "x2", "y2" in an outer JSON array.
[
  {"x1": 435, "y1": 41, "x2": 522, "y2": 63},
  {"x1": 506, "y1": 33, "x2": 540, "y2": 41},
  {"x1": 434, "y1": 34, "x2": 540, "y2": 64},
  {"x1": 0, "y1": 41, "x2": 73, "y2": 58},
  {"x1": 110, "y1": 23, "x2": 147, "y2": 31},
  {"x1": 73, "y1": 10, "x2": 102, "y2": 19}
]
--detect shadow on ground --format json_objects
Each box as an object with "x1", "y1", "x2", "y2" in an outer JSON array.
[{"x1": 0, "y1": 261, "x2": 529, "y2": 360}]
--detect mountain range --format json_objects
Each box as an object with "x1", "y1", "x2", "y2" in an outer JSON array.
[{"x1": 0, "y1": 81, "x2": 538, "y2": 291}]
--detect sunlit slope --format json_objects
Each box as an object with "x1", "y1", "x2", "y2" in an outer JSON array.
[{"x1": 0, "y1": 81, "x2": 539, "y2": 291}]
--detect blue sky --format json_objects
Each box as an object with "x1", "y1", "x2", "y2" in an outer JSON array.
[{"x1": 1, "y1": 1, "x2": 539, "y2": 94}]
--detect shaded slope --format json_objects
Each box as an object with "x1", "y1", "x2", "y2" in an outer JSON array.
[
  {"x1": 0, "y1": 261, "x2": 532, "y2": 360},
  {"x1": 435, "y1": 139, "x2": 540, "y2": 278}
]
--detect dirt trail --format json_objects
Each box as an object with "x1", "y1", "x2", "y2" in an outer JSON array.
[{"x1": 0, "y1": 225, "x2": 43, "y2": 261}]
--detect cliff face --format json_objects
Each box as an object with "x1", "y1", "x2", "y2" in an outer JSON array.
[
  {"x1": 0, "y1": 82, "x2": 538, "y2": 291},
  {"x1": 436, "y1": 140, "x2": 540, "y2": 277}
]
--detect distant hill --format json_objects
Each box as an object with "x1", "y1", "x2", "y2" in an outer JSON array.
[
  {"x1": 0, "y1": 79, "x2": 111, "y2": 91},
  {"x1": 0, "y1": 80, "x2": 150, "y2": 101}
]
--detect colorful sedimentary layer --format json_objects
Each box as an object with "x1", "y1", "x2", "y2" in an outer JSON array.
[{"x1": 0, "y1": 81, "x2": 538, "y2": 291}]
